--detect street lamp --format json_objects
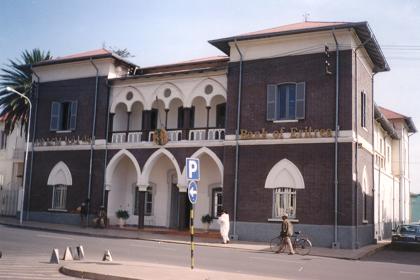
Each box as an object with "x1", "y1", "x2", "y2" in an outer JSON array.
[{"x1": 6, "y1": 86, "x2": 32, "y2": 225}]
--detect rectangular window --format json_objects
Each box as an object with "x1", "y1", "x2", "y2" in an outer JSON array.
[
  {"x1": 212, "y1": 187, "x2": 223, "y2": 217},
  {"x1": 361, "y1": 91, "x2": 367, "y2": 128},
  {"x1": 133, "y1": 185, "x2": 153, "y2": 216},
  {"x1": 50, "y1": 101, "x2": 78, "y2": 131},
  {"x1": 273, "y1": 188, "x2": 296, "y2": 219},
  {"x1": 363, "y1": 193, "x2": 368, "y2": 221},
  {"x1": 267, "y1": 82, "x2": 305, "y2": 121},
  {"x1": 52, "y1": 184, "x2": 67, "y2": 210},
  {"x1": 0, "y1": 130, "x2": 7, "y2": 150}
]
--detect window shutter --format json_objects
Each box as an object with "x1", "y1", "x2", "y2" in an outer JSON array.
[
  {"x1": 296, "y1": 82, "x2": 306, "y2": 120},
  {"x1": 50, "y1": 102, "x2": 61, "y2": 131},
  {"x1": 69, "y1": 101, "x2": 78, "y2": 130},
  {"x1": 267, "y1": 84, "x2": 277, "y2": 121}
]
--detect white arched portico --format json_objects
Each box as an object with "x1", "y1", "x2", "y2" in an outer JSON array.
[
  {"x1": 180, "y1": 147, "x2": 224, "y2": 186},
  {"x1": 186, "y1": 78, "x2": 227, "y2": 107},
  {"x1": 110, "y1": 86, "x2": 146, "y2": 113},
  {"x1": 181, "y1": 147, "x2": 224, "y2": 229},
  {"x1": 140, "y1": 148, "x2": 182, "y2": 189},
  {"x1": 106, "y1": 149, "x2": 142, "y2": 187},
  {"x1": 47, "y1": 161, "x2": 73, "y2": 186},
  {"x1": 106, "y1": 149, "x2": 142, "y2": 226}
]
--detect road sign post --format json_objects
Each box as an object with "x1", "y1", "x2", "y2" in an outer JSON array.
[{"x1": 186, "y1": 158, "x2": 200, "y2": 270}]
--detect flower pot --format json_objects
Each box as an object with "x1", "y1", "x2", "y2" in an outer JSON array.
[
  {"x1": 204, "y1": 223, "x2": 210, "y2": 232},
  {"x1": 118, "y1": 218, "x2": 125, "y2": 228}
]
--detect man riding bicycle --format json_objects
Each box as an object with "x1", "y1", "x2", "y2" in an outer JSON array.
[{"x1": 276, "y1": 213, "x2": 295, "y2": 255}]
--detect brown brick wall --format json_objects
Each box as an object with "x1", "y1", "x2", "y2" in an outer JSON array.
[
  {"x1": 226, "y1": 50, "x2": 353, "y2": 135},
  {"x1": 222, "y1": 142, "x2": 354, "y2": 226},
  {"x1": 35, "y1": 76, "x2": 109, "y2": 140}
]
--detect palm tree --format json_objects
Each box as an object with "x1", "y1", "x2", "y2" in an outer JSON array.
[{"x1": 0, "y1": 49, "x2": 52, "y2": 134}]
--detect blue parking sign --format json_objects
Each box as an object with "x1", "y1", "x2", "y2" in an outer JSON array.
[
  {"x1": 186, "y1": 158, "x2": 200, "y2": 181},
  {"x1": 188, "y1": 181, "x2": 198, "y2": 204}
]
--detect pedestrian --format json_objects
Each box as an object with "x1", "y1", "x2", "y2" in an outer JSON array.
[
  {"x1": 277, "y1": 213, "x2": 295, "y2": 255},
  {"x1": 79, "y1": 199, "x2": 89, "y2": 227},
  {"x1": 217, "y1": 209, "x2": 230, "y2": 244}
]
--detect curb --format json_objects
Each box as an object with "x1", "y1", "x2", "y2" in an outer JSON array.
[
  {"x1": 60, "y1": 266, "x2": 142, "y2": 280},
  {"x1": 356, "y1": 243, "x2": 389, "y2": 260}
]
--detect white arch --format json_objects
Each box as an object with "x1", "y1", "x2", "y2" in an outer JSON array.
[
  {"x1": 264, "y1": 159, "x2": 304, "y2": 189},
  {"x1": 110, "y1": 86, "x2": 146, "y2": 113},
  {"x1": 186, "y1": 78, "x2": 227, "y2": 107},
  {"x1": 106, "y1": 149, "x2": 142, "y2": 187},
  {"x1": 140, "y1": 148, "x2": 182, "y2": 187},
  {"x1": 47, "y1": 161, "x2": 73, "y2": 186},
  {"x1": 153, "y1": 82, "x2": 185, "y2": 109},
  {"x1": 180, "y1": 147, "x2": 224, "y2": 186}
]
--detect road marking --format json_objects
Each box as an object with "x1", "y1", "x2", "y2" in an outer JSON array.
[
  {"x1": 36, "y1": 234, "x2": 74, "y2": 240},
  {"x1": 129, "y1": 244, "x2": 176, "y2": 251},
  {"x1": 299, "y1": 266, "x2": 304, "y2": 272},
  {"x1": 249, "y1": 256, "x2": 305, "y2": 264},
  {"x1": 400, "y1": 271, "x2": 420, "y2": 275}
]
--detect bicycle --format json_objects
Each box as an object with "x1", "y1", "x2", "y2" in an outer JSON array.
[{"x1": 270, "y1": 231, "x2": 312, "y2": 255}]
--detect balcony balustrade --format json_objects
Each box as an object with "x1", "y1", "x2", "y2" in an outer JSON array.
[{"x1": 110, "y1": 128, "x2": 225, "y2": 144}]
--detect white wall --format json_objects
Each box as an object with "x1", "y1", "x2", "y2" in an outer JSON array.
[{"x1": 0, "y1": 123, "x2": 25, "y2": 190}]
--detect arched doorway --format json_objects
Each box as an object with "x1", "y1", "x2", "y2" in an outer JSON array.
[{"x1": 106, "y1": 150, "x2": 141, "y2": 225}]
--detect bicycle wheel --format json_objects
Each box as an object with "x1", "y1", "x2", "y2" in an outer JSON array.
[
  {"x1": 294, "y1": 239, "x2": 312, "y2": 255},
  {"x1": 270, "y1": 236, "x2": 283, "y2": 252}
]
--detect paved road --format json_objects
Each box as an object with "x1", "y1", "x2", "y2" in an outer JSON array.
[{"x1": 0, "y1": 225, "x2": 419, "y2": 280}]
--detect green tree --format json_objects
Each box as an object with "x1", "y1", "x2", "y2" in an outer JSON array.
[{"x1": 0, "y1": 49, "x2": 52, "y2": 134}]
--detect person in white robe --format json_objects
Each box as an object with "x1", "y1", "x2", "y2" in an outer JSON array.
[{"x1": 218, "y1": 209, "x2": 230, "y2": 244}]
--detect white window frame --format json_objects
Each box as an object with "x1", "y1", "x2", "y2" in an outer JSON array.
[
  {"x1": 272, "y1": 187, "x2": 296, "y2": 219},
  {"x1": 51, "y1": 184, "x2": 67, "y2": 210}
]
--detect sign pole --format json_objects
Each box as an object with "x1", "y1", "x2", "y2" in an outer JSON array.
[{"x1": 190, "y1": 202, "x2": 194, "y2": 270}]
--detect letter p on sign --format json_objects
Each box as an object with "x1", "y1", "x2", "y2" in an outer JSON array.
[{"x1": 186, "y1": 158, "x2": 200, "y2": 181}]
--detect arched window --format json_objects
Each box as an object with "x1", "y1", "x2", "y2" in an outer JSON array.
[
  {"x1": 47, "y1": 161, "x2": 72, "y2": 210},
  {"x1": 265, "y1": 159, "x2": 304, "y2": 219}
]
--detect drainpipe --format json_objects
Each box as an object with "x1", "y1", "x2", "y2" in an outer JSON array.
[
  {"x1": 102, "y1": 81, "x2": 111, "y2": 207},
  {"x1": 87, "y1": 58, "x2": 99, "y2": 225},
  {"x1": 407, "y1": 132, "x2": 414, "y2": 222},
  {"x1": 332, "y1": 31, "x2": 340, "y2": 248},
  {"x1": 399, "y1": 127, "x2": 404, "y2": 224},
  {"x1": 25, "y1": 65, "x2": 40, "y2": 220},
  {"x1": 233, "y1": 39, "x2": 243, "y2": 239}
]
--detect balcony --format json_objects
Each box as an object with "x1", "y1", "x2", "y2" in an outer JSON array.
[{"x1": 110, "y1": 128, "x2": 225, "y2": 144}]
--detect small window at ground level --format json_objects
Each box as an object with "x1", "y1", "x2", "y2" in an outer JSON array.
[
  {"x1": 212, "y1": 187, "x2": 223, "y2": 218},
  {"x1": 52, "y1": 184, "x2": 67, "y2": 210},
  {"x1": 273, "y1": 188, "x2": 296, "y2": 219}
]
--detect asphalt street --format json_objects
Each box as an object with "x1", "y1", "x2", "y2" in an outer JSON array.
[{"x1": 0, "y1": 225, "x2": 419, "y2": 280}]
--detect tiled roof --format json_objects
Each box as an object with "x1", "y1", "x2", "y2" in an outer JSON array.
[
  {"x1": 143, "y1": 55, "x2": 228, "y2": 69},
  {"x1": 33, "y1": 48, "x2": 138, "y2": 68},
  {"x1": 378, "y1": 106, "x2": 407, "y2": 120},
  {"x1": 239, "y1": 21, "x2": 348, "y2": 36},
  {"x1": 55, "y1": 48, "x2": 112, "y2": 60},
  {"x1": 377, "y1": 106, "x2": 417, "y2": 133},
  {"x1": 209, "y1": 21, "x2": 389, "y2": 72}
]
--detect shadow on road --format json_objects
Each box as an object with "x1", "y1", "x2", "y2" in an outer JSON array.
[{"x1": 361, "y1": 247, "x2": 420, "y2": 266}]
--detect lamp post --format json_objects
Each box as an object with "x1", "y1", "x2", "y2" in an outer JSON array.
[{"x1": 6, "y1": 86, "x2": 32, "y2": 225}]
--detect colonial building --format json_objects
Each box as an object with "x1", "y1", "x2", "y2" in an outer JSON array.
[{"x1": 25, "y1": 21, "x2": 415, "y2": 248}]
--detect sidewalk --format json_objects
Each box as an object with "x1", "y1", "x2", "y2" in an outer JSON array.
[
  {"x1": 0, "y1": 216, "x2": 389, "y2": 260},
  {"x1": 60, "y1": 260, "x2": 287, "y2": 280}
]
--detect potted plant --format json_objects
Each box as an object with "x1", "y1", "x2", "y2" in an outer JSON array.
[
  {"x1": 201, "y1": 214, "x2": 213, "y2": 232},
  {"x1": 116, "y1": 209, "x2": 129, "y2": 228}
]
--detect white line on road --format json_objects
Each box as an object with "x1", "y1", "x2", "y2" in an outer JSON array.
[
  {"x1": 400, "y1": 271, "x2": 420, "y2": 275},
  {"x1": 36, "y1": 234, "x2": 74, "y2": 240},
  {"x1": 249, "y1": 256, "x2": 306, "y2": 264},
  {"x1": 299, "y1": 266, "x2": 304, "y2": 272},
  {"x1": 129, "y1": 244, "x2": 176, "y2": 251}
]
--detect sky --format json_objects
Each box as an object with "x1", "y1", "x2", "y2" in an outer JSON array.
[{"x1": 1, "y1": 0, "x2": 420, "y2": 192}]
